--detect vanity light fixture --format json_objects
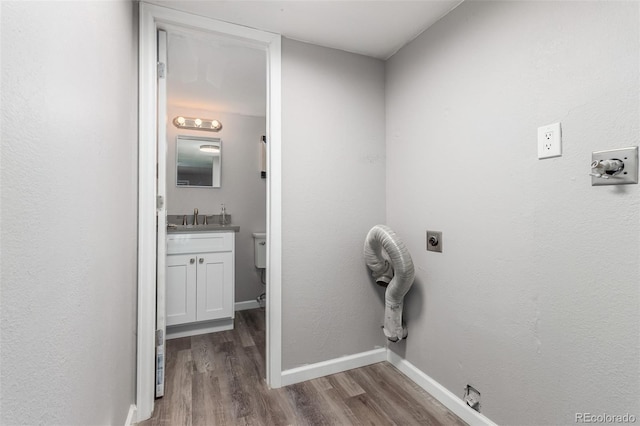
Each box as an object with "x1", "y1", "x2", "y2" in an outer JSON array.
[
  {"x1": 173, "y1": 116, "x2": 223, "y2": 132},
  {"x1": 199, "y1": 144, "x2": 220, "y2": 153}
]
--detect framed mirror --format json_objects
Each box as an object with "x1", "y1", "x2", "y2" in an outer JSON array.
[{"x1": 176, "y1": 135, "x2": 221, "y2": 188}]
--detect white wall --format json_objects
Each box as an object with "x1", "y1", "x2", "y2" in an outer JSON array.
[
  {"x1": 281, "y1": 39, "x2": 387, "y2": 369},
  {"x1": 0, "y1": 1, "x2": 138, "y2": 424},
  {"x1": 385, "y1": 1, "x2": 639, "y2": 424},
  {"x1": 166, "y1": 106, "x2": 266, "y2": 302}
]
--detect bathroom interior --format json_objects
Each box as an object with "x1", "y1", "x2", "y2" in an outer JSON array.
[
  {"x1": 161, "y1": 27, "x2": 268, "y2": 347},
  {"x1": 1, "y1": 1, "x2": 639, "y2": 425}
]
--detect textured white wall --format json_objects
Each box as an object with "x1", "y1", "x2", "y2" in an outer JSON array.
[
  {"x1": 386, "y1": 1, "x2": 640, "y2": 424},
  {"x1": 281, "y1": 39, "x2": 387, "y2": 369},
  {"x1": 166, "y1": 106, "x2": 266, "y2": 302},
  {"x1": 0, "y1": 1, "x2": 138, "y2": 424}
]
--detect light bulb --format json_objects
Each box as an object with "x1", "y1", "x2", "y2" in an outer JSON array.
[
  {"x1": 211, "y1": 120, "x2": 221, "y2": 130},
  {"x1": 194, "y1": 118, "x2": 202, "y2": 127},
  {"x1": 176, "y1": 116, "x2": 185, "y2": 125},
  {"x1": 200, "y1": 144, "x2": 219, "y2": 153}
]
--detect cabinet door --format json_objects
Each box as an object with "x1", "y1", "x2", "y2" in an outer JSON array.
[
  {"x1": 166, "y1": 254, "x2": 197, "y2": 326},
  {"x1": 196, "y1": 252, "x2": 234, "y2": 321}
]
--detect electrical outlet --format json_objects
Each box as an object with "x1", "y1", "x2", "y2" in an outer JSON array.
[
  {"x1": 426, "y1": 231, "x2": 442, "y2": 253},
  {"x1": 538, "y1": 122, "x2": 562, "y2": 159},
  {"x1": 464, "y1": 385, "x2": 481, "y2": 412}
]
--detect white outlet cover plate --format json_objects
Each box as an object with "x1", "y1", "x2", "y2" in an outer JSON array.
[{"x1": 538, "y1": 122, "x2": 562, "y2": 159}]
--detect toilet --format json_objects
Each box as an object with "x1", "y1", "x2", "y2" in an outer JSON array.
[
  {"x1": 252, "y1": 233, "x2": 266, "y2": 305},
  {"x1": 252, "y1": 233, "x2": 266, "y2": 268}
]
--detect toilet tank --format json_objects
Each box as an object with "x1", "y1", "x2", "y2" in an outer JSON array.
[{"x1": 252, "y1": 233, "x2": 266, "y2": 268}]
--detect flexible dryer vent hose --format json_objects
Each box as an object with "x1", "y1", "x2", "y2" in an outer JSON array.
[{"x1": 364, "y1": 225, "x2": 415, "y2": 342}]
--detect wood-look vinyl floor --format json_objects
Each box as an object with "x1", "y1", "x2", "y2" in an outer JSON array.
[{"x1": 139, "y1": 309, "x2": 466, "y2": 426}]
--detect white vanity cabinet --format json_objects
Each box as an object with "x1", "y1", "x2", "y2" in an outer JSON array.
[{"x1": 166, "y1": 232, "x2": 235, "y2": 337}]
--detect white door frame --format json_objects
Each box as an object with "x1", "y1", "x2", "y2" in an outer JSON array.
[
  {"x1": 155, "y1": 28, "x2": 168, "y2": 399},
  {"x1": 137, "y1": 2, "x2": 282, "y2": 421}
]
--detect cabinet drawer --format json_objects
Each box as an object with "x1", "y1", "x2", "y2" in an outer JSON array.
[{"x1": 167, "y1": 232, "x2": 234, "y2": 254}]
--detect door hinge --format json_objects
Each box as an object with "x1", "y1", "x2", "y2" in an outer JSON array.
[
  {"x1": 156, "y1": 329, "x2": 164, "y2": 346},
  {"x1": 157, "y1": 62, "x2": 166, "y2": 79},
  {"x1": 157, "y1": 195, "x2": 164, "y2": 209}
]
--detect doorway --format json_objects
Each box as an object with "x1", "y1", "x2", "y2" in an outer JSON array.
[{"x1": 137, "y1": 3, "x2": 282, "y2": 422}]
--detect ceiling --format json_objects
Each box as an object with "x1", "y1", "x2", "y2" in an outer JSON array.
[
  {"x1": 162, "y1": 0, "x2": 463, "y2": 116},
  {"x1": 147, "y1": 0, "x2": 464, "y2": 60},
  {"x1": 167, "y1": 30, "x2": 267, "y2": 116}
]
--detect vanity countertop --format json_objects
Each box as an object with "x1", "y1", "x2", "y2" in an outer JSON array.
[{"x1": 167, "y1": 224, "x2": 240, "y2": 234}]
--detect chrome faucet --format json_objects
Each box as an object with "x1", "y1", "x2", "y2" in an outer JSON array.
[{"x1": 194, "y1": 208, "x2": 199, "y2": 225}]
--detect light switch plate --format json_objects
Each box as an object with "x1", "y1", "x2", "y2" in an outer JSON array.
[
  {"x1": 591, "y1": 146, "x2": 638, "y2": 186},
  {"x1": 538, "y1": 122, "x2": 562, "y2": 159}
]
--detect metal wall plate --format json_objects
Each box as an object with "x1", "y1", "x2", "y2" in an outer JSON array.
[
  {"x1": 426, "y1": 231, "x2": 442, "y2": 253},
  {"x1": 592, "y1": 146, "x2": 638, "y2": 186}
]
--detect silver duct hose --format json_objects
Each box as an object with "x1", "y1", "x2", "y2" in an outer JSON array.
[{"x1": 364, "y1": 225, "x2": 415, "y2": 342}]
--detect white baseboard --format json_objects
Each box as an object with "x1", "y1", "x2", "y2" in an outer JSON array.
[
  {"x1": 281, "y1": 347, "x2": 387, "y2": 387},
  {"x1": 235, "y1": 300, "x2": 261, "y2": 311},
  {"x1": 387, "y1": 350, "x2": 497, "y2": 426},
  {"x1": 166, "y1": 318, "x2": 234, "y2": 340},
  {"x1": 124, "y1": 404, "x2": 136, "y2": 426}
]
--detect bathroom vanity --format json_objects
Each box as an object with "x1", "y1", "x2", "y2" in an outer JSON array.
[{"x1": 165, "y1": 226, "x2": 239, "y2": 339}]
